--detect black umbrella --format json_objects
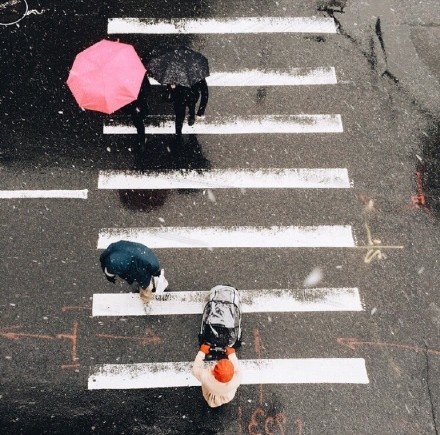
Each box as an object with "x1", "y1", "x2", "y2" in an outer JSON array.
[{"x1": 147, "y1": 47, "x2": 209, "y2": 88}]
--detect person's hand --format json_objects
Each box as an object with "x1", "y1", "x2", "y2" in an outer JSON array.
[
  {"x1": 200, "y1": 344, "x2": 211, "y2": 355},
  {"x1": 105, "y1": 275, "x2": 116, "y2": 284},
  {"x1": 225, "y1": 347, "x2": 235, "y2": 356}
]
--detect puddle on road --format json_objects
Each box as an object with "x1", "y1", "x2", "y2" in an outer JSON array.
[
  {"x1": 118, "y1": 134, "x2": 211, "y2": 212},
  {"x1": 119, "y1": 189, "x2": 170, "y2": 212}
]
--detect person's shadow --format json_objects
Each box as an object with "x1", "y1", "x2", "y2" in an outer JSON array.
[{"x1": 119, "y1": 134, "x2": 211, "y2": 211}]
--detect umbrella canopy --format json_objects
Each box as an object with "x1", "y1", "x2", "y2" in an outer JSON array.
[
  {"x1": 67, "y1": 39, "x2": 147, "y2": 114},
  {"x1": 147, "y1": 47, "x2": 209, "y2": 88}
]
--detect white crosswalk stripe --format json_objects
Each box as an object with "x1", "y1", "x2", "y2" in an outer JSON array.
[
  {"x1": 108, "y1": 16, "x2": 338, "y2": 35},
  {"x1": 148, "y1": 67, "x2": 338, "y2": 86},
  {"x1": 104, "y1": 114, "x2": 343, "y2": 135},
  {"x1": 0, "y1": 190, "x2": 88, "y2": 199},
  {"x1": 88, "y1": 358, "x2": 369, "y2": 390},
  {"x1": 97, "y1": 225, "x2": 355, "y2": 249},
  {"x1": 98, "y1": 168, "x2": 351, "y2": 190},
  {"x1": 92, "y1": 288, "x2": 364, "y2": 317}
]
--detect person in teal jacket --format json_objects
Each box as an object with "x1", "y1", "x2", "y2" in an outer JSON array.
[{"x1": 99, "y1": 240, "x2": 162, "y2": 302}]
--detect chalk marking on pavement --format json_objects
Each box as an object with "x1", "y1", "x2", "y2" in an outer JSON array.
[
  {"x1": 337, "y1": 338, "x2": 440, "y2": 356},
  {"x1": 92, "y1": 288, "x2": 363, "y2": 317},
  {"x1": 148, "y1": 67, "x2": 337, "y2": 86},
  {"x1": 98, "y1": 168, "x2": 351, "y2": 190},
  {"x1": 104, "y1": 115, "x2": 343, "y2": 135},
  {"x1": 96, "y1": 328, "x2": 161, "y2": 345},
  {"x1": 88, "y1": 358, "x2": 369, "y2": 389},
  {"x1": 0, "y1": 190, "x2": 88, "y2": 199},
  {"x1": 97, "y1": 225, "x2": 355, "y2": 249},
  {"x1": 108, "y1": 17, "x2": 338, "y2": 34}
]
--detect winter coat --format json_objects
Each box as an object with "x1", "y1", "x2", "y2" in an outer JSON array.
[
  {"x1": 165, "y1": 79, "x2": 209, "y2": 116},
  {"x1": 192, "y1": 351, "x2": 242, "y2": 407},
  {"x1": 99, "y1": 240, "x2": 160, "y2": 288}
]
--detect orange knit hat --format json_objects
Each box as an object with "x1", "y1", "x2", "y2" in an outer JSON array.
[{"x1": 213, "y1": 359, "x2": 234, "y2": 383}]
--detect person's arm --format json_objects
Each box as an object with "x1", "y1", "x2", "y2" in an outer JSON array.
[
  {"x1": 99, "y1": 250, "x2": 107, "y2": 273},
  {"x1": 163, "y1": 84, "x2": 173, "y2": 102},
  {"x1": 100, "y1": 251, "x2": 117, "y2": 283},
  {"x1": 196, "y1": 79, "x2": 209, "y2": 116},
  {"x1": 137, "y1": 251, "x2": 159, "y2": 288},
  {"x1": 226, "y1": 347, "x2": 241, "y2": 377},
  {"x1": 192, "y1": 345, "x2": 209, "y2": 380},
  {"x1": 138, "y1": 272, "x2": 152, "y2": 289}
]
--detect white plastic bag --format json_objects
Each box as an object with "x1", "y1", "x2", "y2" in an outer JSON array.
[{"x1": 153, "y1": 269, "x2": 168, "y2": 294}]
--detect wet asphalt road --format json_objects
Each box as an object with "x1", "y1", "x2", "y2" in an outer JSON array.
[{"x1": 1, "y1": 0, "x2": 440, "y2": 434}]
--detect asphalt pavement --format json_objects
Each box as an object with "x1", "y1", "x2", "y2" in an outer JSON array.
[{"x1": 0, "y1": 1, "x2": 439, "y2": 434}]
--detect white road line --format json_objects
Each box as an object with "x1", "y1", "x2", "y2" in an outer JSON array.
[
  {"x1": 108, "y1": 17, "x2": 338, "y2": 34},
  {"x1": 98, "y1": 168, "x2": 351, "y2": 190},
  {"x1": 97, "y1": 226, "x2": 355, "y2": 249},
  {"x1": 0, "y1": 190, "x2": 88, "y2": 199},
  {"x1": 88, "y1": 358, "x2": 369, "y2": 389},
  {"x1": 92, "y1": 288, "x2": 363, "y2": 317},
  {"x1": 104, "y1": 114, "x2": 343, "y2": 135},
  {"x1": 148, "y1": 67, "x2": 337, "y2": 86}
]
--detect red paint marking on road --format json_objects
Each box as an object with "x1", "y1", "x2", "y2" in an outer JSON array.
[
  {"x1": 253, "y1": 328, "x2": 264, "y2": 405},
  {"x1": 61, "y1": 364, "x2": 81, "y2": 369},
  {"x1": 411, "y1": 194, "x2": 426, "y2": 207},
  {"x1": 248, "y1": 408, "x2": 288, "y2": 435},
  {"x1": 237, "y1": 406, "x2": 243, "y2": 434},
  {"x1": 1, "y1": 324, "x2": 82, "y2": 368},
  {"x1": 257, "y1": 385, "x2": 264, "y2": 406},
  {"x1": 295, "y1": 418, "x2": 304, "y2": 435},
  {"x1": 0, "y1": 326, "x2": 55, "y2": 341},
  {"x1": 266, "y1": 413, "x2": 288, "y2": 435},
  {"x1": 337, "y1": 337, "x2": 440, "y2": 356},
  {"x1": 411, "y1": 171, "x2": 427, "y2": 209},
  {"x1": 61, "y1": 306, "x2": 91, "y2": 312},
  {"x1": 253, "y1": 328, "x2": 262, "y2": 357},
  {"x1": 96, "y1": 328, "x2": 161, "y2": 345},
  {"x1": 248, "y1": 408, "x2": 265, "y2": 435},
  {"x1": 57, "y1": 321, "x2": 79, "y2": 366}
]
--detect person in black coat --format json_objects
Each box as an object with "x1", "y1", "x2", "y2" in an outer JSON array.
[
  {"x1": 166, "y1": 79, "x2": 209, "y2": 135},
  {"x1": 123, "y1": 74, "x2": 151, "y2": 152},
  {"x1": 99, "y1": 240, "x2": 161, "y2": 302}
]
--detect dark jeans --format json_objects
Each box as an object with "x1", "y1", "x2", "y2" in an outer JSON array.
[
  {"x1": 174, "y1": 100, "x2": 196, "y2": 135},
  {"x1": 130, "y1": 106, "x2": 146, "y2": 145}
]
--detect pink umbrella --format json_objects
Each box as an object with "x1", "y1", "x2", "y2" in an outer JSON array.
[{"x1": 67, "y1": 39, "x2": 147, "y2": 114}]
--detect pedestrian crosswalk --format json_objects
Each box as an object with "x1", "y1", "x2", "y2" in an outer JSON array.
[{"x1": 89, "y1": 11, "x2": 370, "y2": 393}]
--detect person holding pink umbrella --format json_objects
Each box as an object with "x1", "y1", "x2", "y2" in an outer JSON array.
[
  {"x1": 121, "y1": 74, "x2": 151, "y2": 152},
  {"x1": 67, "y1": 39, "x2": 150, "y2": 150}
]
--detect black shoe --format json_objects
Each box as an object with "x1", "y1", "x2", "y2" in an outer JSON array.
[{"x1": 188, "y1": 116, "x2": 195, "y2": 126}]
